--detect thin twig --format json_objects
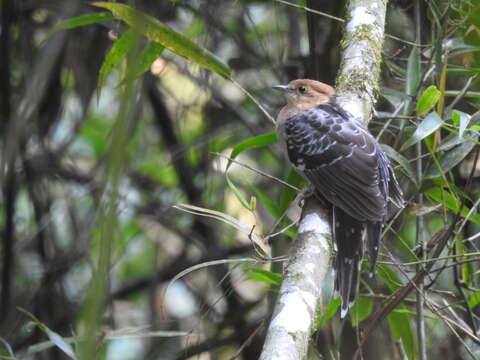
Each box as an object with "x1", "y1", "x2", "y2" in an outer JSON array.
[{"x1": 211, "y1": 152, "x2": 301, "y2": 192}]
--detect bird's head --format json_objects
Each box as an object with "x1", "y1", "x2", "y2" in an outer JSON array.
[{"x1": 272, "y1": 79, "x2": 334, "y2": 108}]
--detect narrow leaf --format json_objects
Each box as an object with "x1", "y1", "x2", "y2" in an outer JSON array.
[
  {"x1": 316, "y1": 298, "x2": 341, "y2": 327},
  {"x1": 173, "y1": 204, "x2": 270, "y2": 256},
  {"x1": 406, "y1": 46, "x2": 421, "y2": 96},
  {"x1": 125, "y1": 41, "x2": 164, "y2": 81},
  {"x1": 20, "y1": 308, "x2": 77, "y2": 360},
  {"x1": 376, "y1": 267, "x2": 415, "y2": 359},
  {"x1": 246, "y1": 268, "x2": 282, "y2": 285},
  {"x1": 250, "y1": 184, "x2": 296, "y2": 239},
  {"x1": 349, "y1": 296, "x2": 373, "y2": 326},
  {"x1": 401, "y1": 112, "x2": 444, "y2": 151},
  {"x1": 468, "y1": 291, "x2": 480, "y2": 308},
  {"x1": 416, "y1": 85, "x2": 441, "y2": 116},
  {"x1": 377, "y1": 264, "x2": 403, "y2": 291},
  {"x1": 424, "y1": 141, "x2": 476, "y2": 179},
  {"x1": 452, "y1": 110, "x2": 472, "y2": 138},
  {"x1": 408, "y1": 203, "x2": 442, "y2": 216},
  {"x1": 446, "y1": 67, "x2": 480, "y2": 75},
  {"x1": 43, "y1": 12, "x2": 114, "y2": 42},
  {"x1": 387, "y1": 308, "x2": 415, "y2": 360},
  {"x1": 98, "y1": 29, "x2": 136, "y2": 98},
  {"x1": 425, "y1": 187, "x2": 480, "y2": 224},
  {"x1": 228, "y1": 132, "x2": 277, "y2": 170},
  {"x1": 226, "y1": 175, "x2": 252, "y2": 210},
  {"x1": 92, "y1": 2, "x2": 232, "y2": 78}
]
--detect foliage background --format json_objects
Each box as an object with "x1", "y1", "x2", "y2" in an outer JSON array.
[{"x1": 1, "y1": 0, "x2": 480, "y2": 359}]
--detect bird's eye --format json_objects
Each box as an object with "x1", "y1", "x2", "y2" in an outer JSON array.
[{"x1": 298, "y1": 86, "x2": 307, "y2": 94}]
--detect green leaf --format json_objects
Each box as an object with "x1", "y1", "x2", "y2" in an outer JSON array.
[
  {"x1": 92, "y1": 2, "x2": 232, "y2": 78},
  {"x1": 98, "y1": 29, "x2": 136, "y2": 99},
  {"x1": 250, "y1": 185, "x2": 296, "y2": 239},
  {"x1": 444, "y1": 90, "x2": 480, "y2": 98},
  {"x1": 381, "y1": 144, "x2": 417, "y2": 184},
  {"x1": 349, "y1": 296, "x2": 373, "y2": 326},
  {"x1": 424, "y1": 141, "x2": 476, "y2": 179},
  {"x1": 316, "y1": 298, "x2": 341, "y2": 327},
  {"x1": 387, "y1": 307, "x2": 415, "y2": 360},
  {"x1": 124, "y1": 41, "x2": 164, "y2": 81},
  {"x1": 43, "y1": 12, "x2": 114, "y2": 42},
  {"x1": 380, "y1": 86, "x2": 409, "y2": 108},
  {"x1": 444, "y1": 37, "x2": 480, "y2": 55},
  {"x1": 227, "y1": 132, "x2": 278, "y2": 170},
  {"x1": 416, "y1": 85, "x2": 441, "y2": 116},
  {"x1": 226, "y1": 175, "x2": 252, "y2": 210},
  {"x1": 446, "y1": 67, "x2": 480, "y2": 75},
  {"x1": 468, "y1": 291, "x2": 480, "y2": 308},
  {"x1": 20, "y1": 308, "x2": 77, "y2": 359},
  {"x1": 225, "y1": 132, "x2": 277, "y2": 211},
  {"x1": 406, "y1": 46, "x2": 421, "y2": 96},
  {"x1": 425, "y1": 187, "x2": 480, "y2": 224},
  {"x1": 452, "y1": 110, "x2": 472, "y2": 138},
  {"x1": 377, "y1": 264, "x2": 403, "y2": 291},
  {"x1": 375, "y1": 266, "x2": 415, "y2": 359},
  {"x1": 279, "y1": 169, "x2": 304, "y2": 213},
  {"x1": 246, "y1": 268, "x2": 282, "y2": 285},
  {"x1": 401, "y1": 112, "x2": 444, "y2": 151}
]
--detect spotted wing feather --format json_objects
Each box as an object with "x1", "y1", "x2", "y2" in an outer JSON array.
[{"x1": 285, "y1": 103, "x2": 389, "y2": 222}]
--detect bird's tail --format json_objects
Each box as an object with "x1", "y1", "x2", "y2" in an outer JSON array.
[{"x1": 333, "y1": 207, "x2": 364, "y2": 318}]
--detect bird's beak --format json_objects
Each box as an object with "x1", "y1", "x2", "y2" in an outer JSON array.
[{"x1": 272, "y1": 85, "x2": 290, "y2": 92}]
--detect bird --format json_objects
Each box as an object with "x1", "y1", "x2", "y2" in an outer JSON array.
[{"x1": 273, "y1": 79, "x2": 404, "y2": 318}]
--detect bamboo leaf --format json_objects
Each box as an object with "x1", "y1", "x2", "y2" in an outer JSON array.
[
  {"x1": 279, "y1": 169, "x2": 304, "y2": 213},
  {"x1": 246, "y1": 268, "x2": 282, "y2": 285},
  {"x1": 387, "y1": 309, "x2": 415, "y2": 360},
  {"x1": 425, "y1": 187, "x2": 480, "y2": 224},
  {"x1": 424, "y1": 141, "x2": 476, "y2": 179},
  {"x1": 468, "y1": 291, "x2": 480, "y2": 308},
  {"x1": 20, "y1": 308, "x2": 77, "y2": 359},
  {"x1": 227, "y1": 132, "x2": 277, "y2": 170},
  {"x1": 316, "y1": 298, "x2": 341, "y2": 327},
  {"x1": 349, "y1": 296, "x2": 373, "y2": 326},
  {"x1": 98, "y1": 29, "x2": 136, "y2": 99},
  {"x1": 250, "y1": 184, "x2": 296, "y2": 239},
  {"x1": 406, "y1": 46, "x2": 421, "y2": 96},
  {"x1": 92, "y1": 2, "x2": 232, "y2": 78},
  {"x1": 452, "y1": 110, "x2": 472, "y2": 138},
  {"x1": 225, "y1": 132, "x2": 277, "y2": 212},
  {"x1": 173, "y1": 203, "x2": 270, "y2": 256},
  {"x1": 376, "y1": 266, "x2": 415, "y2": 359},
  {"x1": 226, "y1": 175, "x2": 253, "y2": 210},
  {"x1": 128, "y1": 41, "x2": 164, "y2": 79},
  {"x1": 416, "y1": 85, "x2": 441, "y2": 116},
  {"x1": 43, "y1": 12, "x2": 114, "y2": 42},
  {"x1": 401, "y1": 112, "x2": 444, "y2": 151}
]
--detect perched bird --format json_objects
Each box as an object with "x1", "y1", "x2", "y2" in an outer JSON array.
[{"x1": 273, "y1": 79, "x2": 404, "y2": 317}]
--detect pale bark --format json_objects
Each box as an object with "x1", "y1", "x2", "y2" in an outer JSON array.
[
  {"x1": 335, "y1": 0, "x2": 387, "y2": 125},
  {"x1": 259, "y1": 0, "x2": 387, "y2": 358}
]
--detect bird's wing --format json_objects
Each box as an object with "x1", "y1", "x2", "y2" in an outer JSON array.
[{"x1": 285, "y1": 103, "x2": 388, "y2": 222}]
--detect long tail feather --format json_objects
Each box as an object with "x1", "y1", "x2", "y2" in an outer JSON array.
[{"x1": 333, "y1": 207, "x2": 364, "y2": 318}]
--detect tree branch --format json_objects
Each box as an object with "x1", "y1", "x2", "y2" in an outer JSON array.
[
  {"x1": 259, "y1": 0, "x2": 387, "y2": 358},
  {"x1": 335, "y1": 0, "x2": 387, "y2": 125},
  {"x1": 259, "y1": 200, "x2": 331, "y2": 360}
]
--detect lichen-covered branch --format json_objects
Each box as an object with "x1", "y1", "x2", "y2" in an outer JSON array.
[
  {"x1": 259, "y1": 0, "x2": 387, "y2": 358},
  {"x1": 335, "y1": 0, "x2": 387, "y2": 124},
  {"x1": 259, "y1": 199, "x2": 331, "y2": 360}
]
